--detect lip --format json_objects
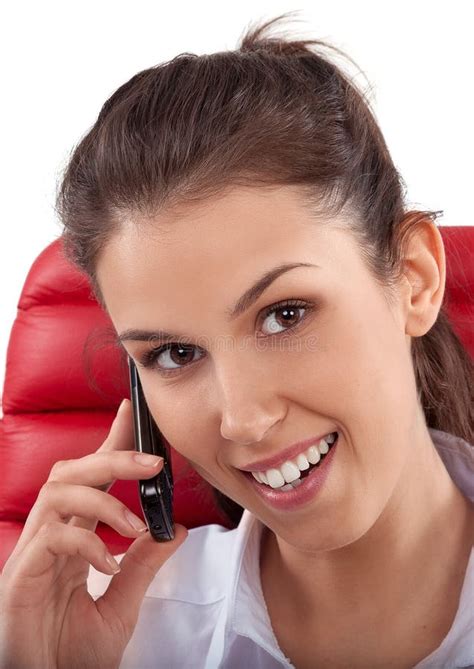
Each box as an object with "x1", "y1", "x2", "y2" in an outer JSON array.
[
  {"x1": 238, "y1": 431, "x2": 338, "y2": 472},
  {"x1": 243, "y1": 433, "x2": 339, "y2": 511}
]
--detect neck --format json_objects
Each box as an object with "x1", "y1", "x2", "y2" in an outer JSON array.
[{"x1": 260, "y1": 426, "x2": 474, "y2": 626}]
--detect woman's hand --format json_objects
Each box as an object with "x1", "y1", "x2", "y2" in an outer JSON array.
[{"x1": 0, "y1": 399, "x2": 188, "y2": 669}]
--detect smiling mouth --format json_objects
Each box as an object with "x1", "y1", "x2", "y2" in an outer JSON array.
[{"x1": 241, "y1": 431, "x2": 339, "y2": 491}]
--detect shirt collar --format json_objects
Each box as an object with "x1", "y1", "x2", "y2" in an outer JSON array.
[
  {"x1": 226, "y1": 427, "x2": 474, "y2": 658},
  {"x1": 229, "y1": 509, "x2": 291, "y2": 664},
  {"x1": 428, "y1": 427, "x2": 474, "y2": 501}
]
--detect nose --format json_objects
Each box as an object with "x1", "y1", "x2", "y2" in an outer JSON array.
[
  {"x1": 220, "y1": 411, "x2": 280, "y2": 446},
  {"x1": 216, "y1": 364, "x2": 286, "y2": 446}
]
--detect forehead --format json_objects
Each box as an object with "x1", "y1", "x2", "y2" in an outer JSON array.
[
  {"x1": 96, "y1": 185, "x2": 359, "y2": 326},
  {"x1": 100, "y1": 185, "x2": 350, "y2": 266}
]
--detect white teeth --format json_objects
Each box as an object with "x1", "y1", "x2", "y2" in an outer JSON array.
[
  {"x1": 266, "y1": 468, "x2": 286, "y2": 488},
  {"x1": 318, "y1": 438, "x2": 330, "y2": 454},
  {"x1": 306, "y1": 445, "x2": 321, "y2": 465},
  {"x1": 280, "y1": 483, "x2": 293, "y2": 491},
  {"x1": 281, "y1": 479, "x2": 303, "y2": 491},
  {"x1": 280, "y1": 461, "x2": 301, "y2": 483},
  {"x1": 251, "y1": 470, "x2": 269, "y2": 484},
  {"x1": 250, "y1": 432, "x2": 337, "y2": 490},
  {"x1": 259, "y1": 471, "x2": 269, "y2": 485},
  {"x1": 295, "y1": 452, "x2": 310, "y2": 470}
]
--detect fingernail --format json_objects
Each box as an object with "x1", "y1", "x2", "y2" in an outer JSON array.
[
  {"x1": 124, "y1": 509, "x2": 148, "y2": 532},
  {"x1": 105, "y1": 552, "x2": 121, "y2": 573},
  {"x1": 133, "y1": 453, "x2": 163, "y2": 466}
]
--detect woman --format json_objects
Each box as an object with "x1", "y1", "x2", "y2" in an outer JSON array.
[{"x1": 1, "y1": 12, "x2": 473, "y2": 669}]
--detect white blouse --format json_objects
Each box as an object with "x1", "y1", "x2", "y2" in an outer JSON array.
[{"x1": 87, "y1": 427, "x2": 474, "y2": 668}]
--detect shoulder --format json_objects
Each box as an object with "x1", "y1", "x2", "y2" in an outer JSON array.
[{"x1": 87, "y1": 522, "x2": 239, "y2": 604}]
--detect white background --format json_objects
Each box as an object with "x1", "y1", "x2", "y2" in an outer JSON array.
[{"x1": 1, "y1": 0, "x2": 472, "y2": 408}]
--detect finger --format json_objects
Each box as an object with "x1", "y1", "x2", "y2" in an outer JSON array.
[
  {"x1": 98, "y1": 399, "x2": 135, "y2": 454},
  {"x1": 4, "y1": 522, "x2": 120, "y2": 606},
  {"x1": 95, "y1": 399, "x2": 136, "y2": 493},
  {"x1": 9, "y1": 455, "x2": 163, "y2": 561},
  {"x1": 98, "y1": 524, "x2": 189, "y2": 639},
  {"x1": 15, "y1": 481, "x2": 154, "y2": 551},
  {"x1": 47, "y1": 449, "x2": 163, "y2": 490}
]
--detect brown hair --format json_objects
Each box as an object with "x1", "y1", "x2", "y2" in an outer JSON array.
[{"x1": 55, "y1": 12, "x2": 474, "y2": 526}]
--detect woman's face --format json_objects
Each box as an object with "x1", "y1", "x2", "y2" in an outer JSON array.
[{"x1": 96, "y1": 185, "x2": 423, "y2": 551}]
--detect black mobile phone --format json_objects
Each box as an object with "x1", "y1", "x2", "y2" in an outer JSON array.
[{"x1": 128, "y1": 356, "x2": 175, "y2": 542}]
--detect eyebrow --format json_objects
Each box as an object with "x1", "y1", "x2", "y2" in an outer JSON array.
[{"x1": 117, "y1": 261, "x2": 318, "y2": 344}]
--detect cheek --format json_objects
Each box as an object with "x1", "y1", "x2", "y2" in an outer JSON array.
[
  {"x1": 329, "y1": 302, "x2": 413, "y2": 402},
  {"x1": 147, "y1": 393, "x2": 217, "y2": 466},
  {"x1": 185, "y1": 461, "x2": 234, "y2": 501},
  {"x1": 298, "y1": 304, "x2": 417, "y2": 480},
  {"x1": 146, "y1": 394, "x2": 232, "y2": 490}
]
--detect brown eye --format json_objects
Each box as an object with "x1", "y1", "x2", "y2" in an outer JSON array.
[
  {"x1": 168, "y1": 345, "x2": 195, "y2": 366},
  {"x1": 141, "y1": 343, "x2": 204, "y2": 374},
  {"x1": 260, "y1": 300, "x2": 309, "y2": 336}
]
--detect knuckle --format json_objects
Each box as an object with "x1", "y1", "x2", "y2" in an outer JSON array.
[
  {"x1": 37, "y1": 520, "x2": 61, "y2": 539},
  {"x1": 49, "y1": 459, "x2": 68, "y2": 480},
  {"x1": 38, "y1": 479, "x2": 61, "y2": 500}
]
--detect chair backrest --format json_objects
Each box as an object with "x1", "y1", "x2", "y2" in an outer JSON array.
[{"x1": 1, "y1": 227, "x2": 473, "y2": 569}]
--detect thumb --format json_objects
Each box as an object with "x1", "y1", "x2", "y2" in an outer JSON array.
[{"x1": 98, "y1": 523, "x2": 189, "y2": 637}]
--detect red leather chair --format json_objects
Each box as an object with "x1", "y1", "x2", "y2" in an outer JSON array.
[{"x1": 1, "y1": 227, "x2": 473, "y2": 570}]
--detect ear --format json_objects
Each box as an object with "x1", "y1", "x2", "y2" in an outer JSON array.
[{"x1": 401, "y1": 218, "x2": 446, "y2": 337}]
